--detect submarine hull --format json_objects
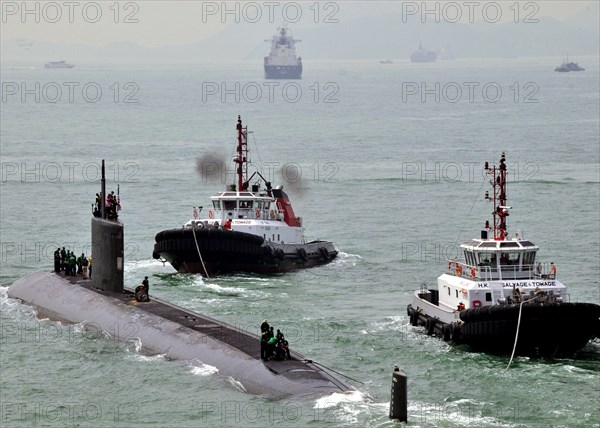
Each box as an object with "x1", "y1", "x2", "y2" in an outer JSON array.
[
  {"x1": 153, "y1": 227, "x2": 337, "y2": 276},
  {"x1": 8, "y1": 271, "x2": 351, "y2": 397}
]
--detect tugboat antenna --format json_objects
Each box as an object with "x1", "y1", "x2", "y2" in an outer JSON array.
[
  {"x1": 485, "y1": 152, "x2": 509, "y2": 240},
  {"x1": 235, "y1": 115, "x2": 249, "y2": 191}
]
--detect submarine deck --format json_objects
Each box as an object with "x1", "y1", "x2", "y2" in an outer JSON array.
[{"x1": 60, "y1": 273, "x2": 350, "y2": 391}]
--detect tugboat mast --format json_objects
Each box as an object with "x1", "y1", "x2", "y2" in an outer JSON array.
[
  {"x1": 234, "y1": 115, "x2": 249, "y2": 191},
  {"x1": 485, "y1": 152, "x2": 509, "y2": 240}
]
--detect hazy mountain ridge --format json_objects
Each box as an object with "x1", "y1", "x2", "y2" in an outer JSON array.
[{"x1": 3, "y1": 12, "x2": 598, "y2": 63}]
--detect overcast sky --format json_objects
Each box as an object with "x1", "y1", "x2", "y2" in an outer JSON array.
[{"x1": 2, "y1": 1, "x2": 597, "y2": 48}]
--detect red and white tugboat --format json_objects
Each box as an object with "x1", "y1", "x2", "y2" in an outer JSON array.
[
  {"x1": 153, "y1": 116, "x2": 337, "y2": 276},
  {"x1": 407, "y1": 153, "x2": 600, "y2": 355}
]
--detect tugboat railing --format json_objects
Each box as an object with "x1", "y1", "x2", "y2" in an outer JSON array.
[{"x1": 445, "y1": 260, "x2": 557, "y2": 281}]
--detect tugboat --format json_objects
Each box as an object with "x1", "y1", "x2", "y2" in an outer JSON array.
[
  {"x1": 44, "y1": 60, "x2": 75, "y2": 69},
  {"x1": 410, "y1": 42, "x2": 437, "y2": 63},
  {"x1": 555, "y1": 54, "x2": 585, "y2": 72},
  {"x1": 407, "y1": 153, "x2": 600, "y2": 355},
  {"x1": 153, "y1": 116, "x2": 337, "y2": 276},
  {"x1": 264, "y1": 26, "x2": 302, "y2": 79}
]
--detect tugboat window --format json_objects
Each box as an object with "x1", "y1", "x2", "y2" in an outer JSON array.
[
  {"x1": 212, "y1": 201, "x2": 221, "y2": 209},
  {"x1": 239, "y1": 200, "x2": 253, "y2": 209},
  {"x1": 523, "y1": 251, "x2": 536, "y2": 266},
  {"x1": 500, "y1": 252, "x2": 520, "y2": 265},
  {"x1": 486, "y1": 292, "x2": 492, "y2": 302},
  {"x1": 223, "y1": 201, "x2": 236, "y2": 210},
  {"x1": 478, "y1": 253, "x2": 496, "y2": 268}
]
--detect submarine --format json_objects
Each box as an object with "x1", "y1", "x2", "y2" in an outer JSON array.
[{"x1": 7, "y1": 161, "x2": 353, "y2": 398}]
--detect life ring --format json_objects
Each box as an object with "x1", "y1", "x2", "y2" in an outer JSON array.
[
  {"x1": 470, "y1": 267, "x2": 476, "y2": 279},
  {"x1": 209, "y1": 210, "x2": 214, "y2": 219},
  {"x1": 455, "y1": 264, "x2": 462, "y2": 276},
  {"x1": 297, "y1": 248, "x2": 308, "y2": 261},
  {"x1": 269, "y1": 210, "x2": 276, "y2": 220},
  {"x1": 256, "y1": 208, "x2": 261, "y2": 218}
]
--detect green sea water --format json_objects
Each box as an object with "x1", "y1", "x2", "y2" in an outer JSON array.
[{"x1": 1, "y1": 58, "x2": 599, "y2": 427}]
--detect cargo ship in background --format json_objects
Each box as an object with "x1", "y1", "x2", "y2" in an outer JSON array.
[
  {"x1": 153, "y1": 116, "x2": 337, "y2": 276},
  {"x1": 264, "y1": 26, "x2": 302, "y2": 79},
  {"x1": 410, "y1": 42, "x2": 437, "y2": 63},
  {"x1": 45, "y1": 60, "x2": 75, "y2": 69},
  {"x1": 407, "y1": 152, "x2": 600, "y2": 356}
]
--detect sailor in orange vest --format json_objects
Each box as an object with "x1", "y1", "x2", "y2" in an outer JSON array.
[{"x1": 225, "y1": 219, "x2": 232, "y2": 230}]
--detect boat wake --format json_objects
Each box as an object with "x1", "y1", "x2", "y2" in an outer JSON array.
[
  {"x1": 189, "y1": 359, "x2": 219, "y2": 377},
  {"x1": 328, "y1": 251, "x2": 362, "y2": 268}
]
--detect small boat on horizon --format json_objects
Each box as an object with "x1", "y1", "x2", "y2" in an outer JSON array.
[
  {"x1": 153, "y1": 116, "x2": 337, "y2": 276},
  {"x1": 45, "y1": 60, "x2": 74, "y2": 69},
  {"x1": 407, "y1": 152, "x2": 600, "y2": 356},
  {"x1": 555, "y1": 54, "x2": 585, "y2": 72},
  {"x1": 410, "y1": 42, "x2": 437, "y2": 63}
]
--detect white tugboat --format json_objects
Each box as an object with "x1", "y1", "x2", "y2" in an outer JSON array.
[
  {"x1": 264, "y1": 26, "x2": 302, "y2": 79},
  {"x1": 153, "y1": 116, "x2": 337, "y2": 276},
  {"x1": 407, "y1": 153, "x2": 600, "y2": 355}
]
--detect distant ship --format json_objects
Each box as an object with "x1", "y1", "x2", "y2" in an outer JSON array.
[
  {"x1": 379, "y1": 59, "x2": 393, "y2": 64},
  {"x1": 45, "y1": 60, "x2": 74, "y2": 69},
  {"x1": 555, "y1": 55, "x2": 585, "y2": 72},
  {"x1": 264, "y1": 26, "x2": 302, "y2": 79},
  {"x1": 410, "y1": 43, "x2": 437, "y2": 63}
]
